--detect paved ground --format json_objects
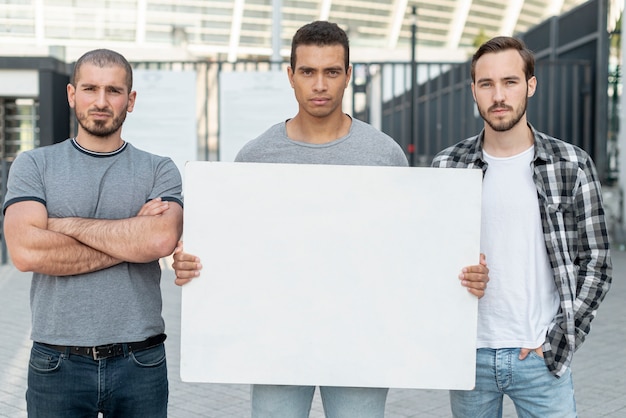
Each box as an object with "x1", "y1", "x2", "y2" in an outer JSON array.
[{"x1": 0, "y1": 251, "x2": 624, "y2": 417}]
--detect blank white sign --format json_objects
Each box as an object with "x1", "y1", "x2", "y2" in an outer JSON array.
[{"x1": 181, "y1": 162, "x2": 482, "y2": 390}]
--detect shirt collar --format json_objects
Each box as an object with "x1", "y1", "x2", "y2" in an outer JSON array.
[{"x1": 468, "y1": 122, "x2": 553, "y2": 166}]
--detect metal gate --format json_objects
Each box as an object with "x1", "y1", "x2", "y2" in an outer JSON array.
[{"x1": 0, "y1": 98, "x2": 40, "y2": 263}]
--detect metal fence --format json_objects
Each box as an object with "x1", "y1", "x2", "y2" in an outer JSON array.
[
  {"x1": 131, "y1": 58, "x2": 595, "y2": 166},
  {"x1": 0, "y1": 56, "x2": 602, "y2": 265},
  {"x1": 352, "y1": 60, "x2": 594, "y2": 167}
]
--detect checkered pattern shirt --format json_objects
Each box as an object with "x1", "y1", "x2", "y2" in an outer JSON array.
[{"x1": 432, "y1": 124, "x2": 612, "y2": 378}]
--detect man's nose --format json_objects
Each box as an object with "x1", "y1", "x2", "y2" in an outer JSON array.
[
  {"x1": 312, "y1": 74, "x2": 327, "y2": 91},
  {"x1": 493, "y1": 85, "x2": 505, "y2": 102},
  {"x1": 94, "y1": 89, "x2": 107, "y2": 106}
]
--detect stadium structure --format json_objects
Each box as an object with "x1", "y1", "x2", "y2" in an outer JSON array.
[{"x1": 0, "y1": 0, "x2": 617, "y2": 62}]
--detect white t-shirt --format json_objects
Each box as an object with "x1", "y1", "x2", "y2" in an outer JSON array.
[{"x1": 478, "y1": 146, "x2": 560, "y2": 349}]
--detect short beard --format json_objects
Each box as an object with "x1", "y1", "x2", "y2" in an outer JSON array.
[
  {"x1": 76, "y1": 110, "x2": 127, "y2": 138},
  {"x1": 479, "y1": 91, "x2": 528, "y2": 132}
]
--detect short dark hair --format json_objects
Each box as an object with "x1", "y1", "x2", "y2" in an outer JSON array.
[
  {"x1": 471, "y1": 36, "x2": 535, "y2": 82},
  {"x1": 290, "y1": 21, "x2": 350, "y2": 73},
  {"x1": 71, "y1": 49, "x2": 133, "y2": 92}
]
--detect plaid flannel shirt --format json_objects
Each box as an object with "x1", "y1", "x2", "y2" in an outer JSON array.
[{"x1": 432, "y1": 124, "x2": 612, "y2": 378}]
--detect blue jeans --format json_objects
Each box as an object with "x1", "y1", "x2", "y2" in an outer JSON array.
[
  {"x1": 251, "y1": 384, "x2": 388, "y2": 418},
  {"x1": 450, "y1": 348, "x2": 577, "y2": 418},
  {"x1": 26, "y1": 341, "x2": 168, "y2": 418}
]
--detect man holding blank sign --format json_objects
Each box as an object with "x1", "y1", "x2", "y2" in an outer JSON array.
[{"x1": 174, "y1": 21, "x2": 489, "y2": 417}]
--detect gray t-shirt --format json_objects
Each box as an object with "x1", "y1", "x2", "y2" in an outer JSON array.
[
  {"x1": 3, "y1": 138, "x2": 183, "y2": 346},
  {"x1": 235, "y1": 118, "x2": 408, "y2": 167}
]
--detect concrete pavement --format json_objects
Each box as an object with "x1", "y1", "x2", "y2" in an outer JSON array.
[{"x1": 1, "y1": 251, "x2": 624, "y2": 417}]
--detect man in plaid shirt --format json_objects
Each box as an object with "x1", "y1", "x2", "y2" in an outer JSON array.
[{"x1": 432, "y1": 36, "x2": 612, "y2": 417}]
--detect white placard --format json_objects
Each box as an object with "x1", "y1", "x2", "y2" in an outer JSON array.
[
  {"x1": 123, "y1": 70, "x2": 197, "y2": 180},
  {"x1": 181, "y1": 162, "x2": 482, "y2": 390},
  {"x1": 219, "y1": 71, "x2": 297, "y2": 162}
]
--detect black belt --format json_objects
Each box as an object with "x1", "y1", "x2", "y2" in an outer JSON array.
[{"x1": 38, "y1": 333, "x2": 167, "y2": 360}]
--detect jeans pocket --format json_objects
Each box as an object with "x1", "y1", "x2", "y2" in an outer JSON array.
[
  {"x1": 528, "y1": 351, "x2": 546, "y2": 361},
  {"x1": 29, "y1": 346, "x2": 63, "y2": 374},
  {"x1": 130, "y1": 344, "x2": 166, "y2": 368}
]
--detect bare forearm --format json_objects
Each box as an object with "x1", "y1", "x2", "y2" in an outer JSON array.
[
  {"x1": 48, "y1": 206, "x2": 183, "y2": 263},
  {"x1": 9, "y1": 228, "x2": 121, "y2": 276},
  {"x1": 4, "y1": 201, "x2": 122, "y2": 275}
]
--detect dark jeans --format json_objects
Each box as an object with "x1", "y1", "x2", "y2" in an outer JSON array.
[{"x1": 26, "y1": 341, "x2": 168, "y2": 418}]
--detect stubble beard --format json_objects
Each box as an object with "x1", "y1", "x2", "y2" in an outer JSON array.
[
  {"x1": 75, "y1": 109, "x2": 127, "y2": 138},
  {"x1": 479, "y1": 94, "x2": 528, "y2": 133}
]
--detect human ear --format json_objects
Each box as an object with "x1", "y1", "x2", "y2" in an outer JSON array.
[{"x1": 527, "y1": 76, "x2": 537, "y2": 97}]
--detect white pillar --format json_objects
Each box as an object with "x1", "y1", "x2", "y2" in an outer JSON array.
[
  {"x1": 618, "y1": 21, "x2": 626, "y2": 247},
  {"x1": 272, "y1": 0, "x2": 282, "y2": 70}
]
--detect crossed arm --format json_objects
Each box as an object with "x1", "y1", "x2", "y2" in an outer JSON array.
[{"x1": 4, "y1": 198, "x2": 183, "y2": 276}]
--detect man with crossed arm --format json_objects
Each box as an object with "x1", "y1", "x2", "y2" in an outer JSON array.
[{"x1": 3, "y1": 49, "x2": 183, "y2": 417}]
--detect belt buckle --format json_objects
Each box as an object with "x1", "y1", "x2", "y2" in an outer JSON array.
[{"x1": 92, "y1": 344, "x2": 114, "y2": 360}]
